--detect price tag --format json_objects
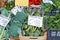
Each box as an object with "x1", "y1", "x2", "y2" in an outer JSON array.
[
  {"x1": 0, "y1": 15, "x2": 10, "y2": 27},
  {"x1": 11, "y1": 6, "x2": 23, "y2": 15},
  {"x1": 43, "y1": 0, "x2": 53, "y2": 4},
  {"x1": 15, "y1": 0, "x2": 28, "y2": 6},
  {"x1": 28, "y1": 15, "x2": 43, "y2": 27},
  {"x1": 17, "y1": 7, "x2": 23, "y2": 12},
  {"x1": 11, "y1": 6, "x2": 18, "y2": 15}
]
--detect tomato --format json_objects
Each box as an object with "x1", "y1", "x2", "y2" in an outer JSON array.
[
  {"x1": 34, "y1": 0, "x2": 42, "y2": 5},
  {"x1": 29, "y1": 0, "x2": 34, "y2": 6},
  {"x1": 29, "y1": 0, "x2": 42, "y2": 6}
]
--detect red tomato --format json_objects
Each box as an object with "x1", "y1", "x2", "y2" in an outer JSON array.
[
  {"x1": 34, "y1": 0, "x2": 42, "y2": 5},
  {"x1": 29, "y1": 0, "x2": 42, "y2": 6},
  {"x1": 29, "y1": 0, "x2": 34, "y2": 6}
]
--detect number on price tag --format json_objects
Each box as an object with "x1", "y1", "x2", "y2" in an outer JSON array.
[
  {"x1": 0, "y1": 15, "x2": 10, "y2": 27},
  {"x1": 28, "y1": 15, "x2": 43, "y2": 27}
]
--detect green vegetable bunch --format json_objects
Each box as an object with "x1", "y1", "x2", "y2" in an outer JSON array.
[
  {"x1": 0, "y1": 8, "x2": 12, "y2": 40},
  {"x1": 7, "y1": 11, "x2": 26, "y2": 37},
  {"x1": 0, "y1": 27, "x2": 8, "y2": 40},
  {"x1": 0, "y1": 8, "x2": 26, "y2": 39},
  {"x1": 22, "y1": 24, "x2": 44, "y2": 36},
  {"x1": 0, "y1": 7, "x2": 45, "y2": 39},
  {"x1": 24, "y1": 7, "x2": 43, "y2": 16},
  {"x1": 41, "y1": 3, "x2": 53, "y2": 13},
  {"x1": 52, "y1": 0, "x2": 60, "y2": 8},
  {"x1": 47, "y1": 14, "x2": 60, "y2": 30},
  {"x1": 22, "y1": 8, "x2": 45, "y2": 36},
  {"x1": 5, "y1": 0, "x2": 15, "y2": 11}
]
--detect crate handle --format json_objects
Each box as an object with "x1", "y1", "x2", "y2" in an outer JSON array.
[{"x1": 30, "y1": 37, "x2": 38, "y2": 39}]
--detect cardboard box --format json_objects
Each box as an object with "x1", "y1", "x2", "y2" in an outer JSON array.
[
  {"x1": 19, "y1": 32, "x2": 47, "y2": 40},
  {"x1": 9, "y1": 36, "x2": 19, "y2": 40}
]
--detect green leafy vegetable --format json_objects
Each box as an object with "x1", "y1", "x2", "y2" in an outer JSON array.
[
  {"x1": 41, "y1": 3, "x2": 53, "y2": 13},
  {"x1": 0, "y1": 8, "x2": 12, "y2": 40},
  {"x1": 52, "y1": 0, "x2": 60, "y2": 8},
  {"x1": 22, "y1": 8, "x2": 45, "y2": 36},
  {"x1": 47, "y1": 14, "x2": 60, "y2": 30},
  {"x1": 5, "y1": 0, "x2": 15, "y2": 11}
]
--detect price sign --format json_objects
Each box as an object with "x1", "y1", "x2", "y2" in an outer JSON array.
[
  {"x1": 28, "y1": 15, "x2": 43, "y2": 27},
  {"x1": 11, "y1": 6, "x2": 18, "y2": 15},
  {"x1": 0, "y1": 15, "x2": 10, "y2": 27}
]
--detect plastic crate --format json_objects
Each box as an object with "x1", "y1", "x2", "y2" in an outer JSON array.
[
  {"x1": 49, "y1": 8, "x2": 60, "y2": 16},
  {"x1": 46, "y1": 8, "x2": 60, "y2": 40},
  {"x1": 47, "y1": 30, "x2": 60, "y2": 40},
  {"x1": 46, "y1": 20, "x2": 60, "y2": 40}
]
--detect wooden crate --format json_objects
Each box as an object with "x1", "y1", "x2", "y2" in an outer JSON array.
[{"x1": 19, "y1": 32, "x2": 47, "y2": 40}]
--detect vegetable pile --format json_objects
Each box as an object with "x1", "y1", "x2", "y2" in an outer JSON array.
[
  {"x1": 7, "y1": 11, "x2": 26, "y2": 37},
  {"x1": 22, "y1": 24, "x2": 44, "y2": 36},
  {"x1": 0, "y1": 8, "x2": 26, "y2": 39},
  {"x1": 0, "y1": 8, "x2": 12, "y2": 40},
  {"x1": 22, "y1": 8, "x2": 45, "y2": 36},
  {"x1": 0, "y1": 27, "x2": 9, "y2": 40},
  {"x1": 52, "y1": 0, "x2": 60, "y2": 8},
  {"x1": 41, "y1": 3, "x2": 53, "y2": 13},
  {"x1": 47, "y1": 14, "x2": 60, "y2": 30},
  {"x1": 0, "y1": 4, "x2": 46, "y2": 40},
  {"x1": 1, "y1": 0, "x2": 60, "y2": 40},
  {"x1": 0, "y1": 8, "x2": 45, "y2": 39},
  {"x1": 5, "y1": 0, "x2": 15, "y2": 10}
]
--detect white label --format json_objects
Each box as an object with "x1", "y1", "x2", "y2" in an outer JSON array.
[
  {"x1": 28, "y1": 15, "x2": 43, "y2": 27},
  {"x1": 11, "y1": 6, "x2": 23, "y2": 15},
  {"x1": 11, "y1": 6, "x2": 18, "y2": 15},
  {"x1": 43, "y1": 0, "x2": 53, "y2": 4},
  {"x1": 17, "y1": 7, "x2": 23, "y2": 12},
  {"x1": 0, "y1": 15, "x2": 10, "y2": 27}
]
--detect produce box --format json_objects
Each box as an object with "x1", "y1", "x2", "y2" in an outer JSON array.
[
  {"x1": 19, "y1": 7, "x2": 47, "y2": 40},
  {"x1": 46, "y1": 8, "x2": 60, "y2": 40},
  {"x1": 9, "y1": 36, "x2": 19, "y2": 40},
  {"x1": 19, "y1": 32, "x2": 47, "y2": 40}
]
